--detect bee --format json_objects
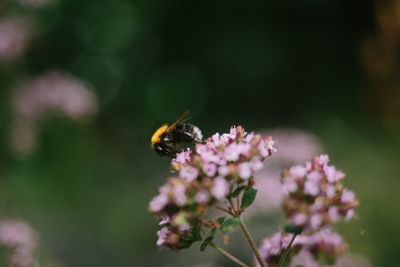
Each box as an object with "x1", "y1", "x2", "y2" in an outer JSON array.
[{"x1": 151, "y1": 111, "x2": 203, "y2": 157}]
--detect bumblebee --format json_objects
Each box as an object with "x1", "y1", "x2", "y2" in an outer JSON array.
[{"x1": 151, "y1": 111, "x2": 203, "y2": 157}]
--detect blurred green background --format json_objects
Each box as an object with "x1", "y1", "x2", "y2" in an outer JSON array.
[{"x1": 0, "y1": 0, "x2": 399, "y2": 266}]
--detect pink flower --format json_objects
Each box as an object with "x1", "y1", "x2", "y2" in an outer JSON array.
[
  {"x1": 174, "y1": 150, "x2": 192, "y2": 164},
  {"x1": 328, "y1": 207, "x2": 340, "y2": 222},
  {"x1": 304, "y1": 180, "x2": 320, "y2": 196},
  {"x1": 179, "y1": 166, "x2": 199, "y2": 181},
  {"x1": 156, "y1": 227, "x2": 170, "y2": 247},
  {"x1": 211, "y1": 177, "x2": 229, "y2": 200},
  {"x1": 341, "y1": 189, "x2": 356, "y2": 204},
  {"x1": 150, "y1": 126, "x2": 276, "y2": 250},
  {"x1": 292, "y1": 213, "x2": 308, "y2": 226},
  {"x1": 250, "y1": 157, "x2": 263, "y2": 172},
  {"x1": 282, "y1": 155, "x2": 358, "y2": 232},
  {"x1": 195, "y1": 190, "x2": 210, "y2": 204},
  {"x1": 202, "y1": 163, "x2": 217, "y2": 177},
  {"x1": 289, "y1": 165, "x2": 307, "y2": 178},
  {"x1": 149, "y1": 194, "x2": 169, "y2": 213},
  {"x1": 237, "y1": 162, "x2": 252, "y2": 179}
]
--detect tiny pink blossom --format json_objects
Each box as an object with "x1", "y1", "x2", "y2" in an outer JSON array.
[
  {"x1": 211, "y1": 133, "x2": 222, "y2": 146},
  {"x1": 202, "y1": 163, "x2": 217, "y2": 177},
  {"x1": 328, "y1": 207, "x2": 340, "y2": 222},
  {"x1": 326, "y1": 185, "x2": 336, "y2": 198},
  {"x1": 304, "y1": 180, "x2": 320, "y2": 196},
  {"x1": 292, "y1": 213, "x2": 308, "y2": 226},
  {"x1": 179, "y1": 166, "x2": 199, "y2": 181},
  {"x1": 324, "y1": 165, "x2": 338, "y2": 183},
  {"x1": 345, "y1": 209, "x2": 355, "y2": 221},
  {"x1": 211, "y1": 177, "x2": 229, "y2": 200},
  {"x1": 282, "y1": 180, "x2": 298, "y2": 195},
  {"x1": 258, "y1": 140, "x2": 271, "y2": 157},
  {"x1": 149, "y1": 194, "x2": 169, "y2": 213},
  {"x1": 318, "y1": 154, "x2": 329, "y2": 165},
  {"x1": 341, "y1": 189, "x2": 356, "y2": 204},
  {"x1": 195, "y1": 190, "x2": 210, "y2": 204},
  {"x1": 237, "y1": 162, "x2": 252, "y2": 179},
  {"x1": 156, "y1": 227, "x2": 170, "y2": 247},
  {"x1": 265, "y1": 136, "x2": 277, "y2": 153},
  {"x1": 224, "y1": 143, "x2": 241, "y2": 161},
  {"x1": 250, "y1": 157, "x2": 263, "y2": 172},
  {"x1": 218, "y1": 165, "x2": 230, "y2": 176},
  {"x1": 172, "y1": 184, "x2": 187, "y2": 206},
  {"x1": 310, "y1": 214, "x2": 322, "y2": 229},
  {"x1": 174, "y1": 150, "x2": 191, "y2": 164},
  {"x1": 289, "y1": 165, "x2": 307, "y2": 178},
  {"x1": 159, "y1": 215, "x2": 171, "y2": 225},
  {"x1": 307, "y1": 171, "x2": 321, "y2": 181}
]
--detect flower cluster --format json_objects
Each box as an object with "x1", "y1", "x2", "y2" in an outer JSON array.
[
  {"x1": 281, "y1": 155, "x2": 358, "y2": 232},
  {"x1": 248, "y1": 129, "x2": 323, "y2": 217},
  {"x1": 0, "y1": 17, "x2": 32, "y2": 62},
  {"x1": 149, "y1": 126, "x2": 276, "y2": 249},
  {"x1": 257, "y1": 229, "x2": 346, "y2": 267},
  {"x1": 10, "y1": 71, "x2": 98, "y2": 156},
  {"x1": 0, "y1": 220, "x2": 38, "y2": 267}
]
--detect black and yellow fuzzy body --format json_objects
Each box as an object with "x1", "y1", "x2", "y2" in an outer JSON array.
[{"x1": 151, "y1": 113, "x2": 203, "y2": 157}]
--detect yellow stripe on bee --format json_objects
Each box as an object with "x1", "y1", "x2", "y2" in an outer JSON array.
[{"x1": 151, "y1": 124, "x2": 168, "y2": 145}]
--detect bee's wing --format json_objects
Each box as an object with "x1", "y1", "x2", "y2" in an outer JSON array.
[{"x1": 167, "y1": 110, "x2": 190, "y2": 131}]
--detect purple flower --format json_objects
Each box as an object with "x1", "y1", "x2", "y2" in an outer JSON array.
[
  {"x1": 282, "y1": 155, "x2": 359, "y2": 232},
  {"x1": 179, "y1": 166, "x2": 199, "y2": 181},
  {"x1": 149, "y1": 126, "x2": 276, "y2": 250},
  {"x1": 341, "y1": 189, "x2": 356, "y2": 204},
  {"x1": 211, "y1": 177, "x2": 229, "y2": 200},
  {"x1": 0, "y1": 220, "x2": 38, "y2": 267},
  {"x1": 237, "y1": 162, "x2": 252, "y2": 180},
  {"x1": 174, "y1": 150, "x2": 192, "y2": 164},
  {"x1": 202, "y1": 163, "x2": 217, "y2": 177},
  {"x1": 257, "y1": 228, "x2": 347, "y2": 267}
]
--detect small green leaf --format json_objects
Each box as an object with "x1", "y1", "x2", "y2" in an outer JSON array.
[
  {"x1": 192, "y1": 223, "x2": 202, "y2": 241},
  {"x1": 220, "y1": 217, "x2": 241, "y2": 233},
  {"x1": 240, "y1": 187, "x2": 257, "y2": 209},
  {"x1": 228, "y1": 185, "x2": 246, "y2": 198},
  {"x1": 216, "y1": 216, "x2": 226, "y2": 225},
  {"x1": 210, "y1": 228, "x2": 217, "y2": 237},
  {"x1": 200, "y1": 236, "x2": 214, "y2": 252},
  {"x1": 283, "y1": 224, "x2": 303, "y2": 234}
]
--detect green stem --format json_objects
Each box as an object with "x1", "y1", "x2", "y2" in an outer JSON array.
[
  {"x1": 238, "y1": 217, "x2": 265, "y2": 267},
  {"x1": 210, "y1": 242, "x2": 249, "y2": 267},
  {"x1": 278, "y1": 233, "x2": 298, "y2": 267}
]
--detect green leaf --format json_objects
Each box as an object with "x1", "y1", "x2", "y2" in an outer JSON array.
[
  {"x1": 283, "y1": 224, "x2": 303, "y2": 234},
  {"x1": 220, "y1": 217, "x2": 241, "y2": 233},
  {"x1": 240, "y1": 187, "x2": 257, "y2": 209},
  {"x1": 192, "y1": 223, "x2": 202, "y2": 241},
  {"x1": 200, "y1": 236, "x2": 214, "y2": 252},
  {"x1": 210, "y1": 228, "x2": 217, "y2": 237},
  {"x1": 228, "y1": 185, "x2": 246, "y2": 198},
  {"x1": 216, "y1": 216, "x2": 226, "y2": 225}
]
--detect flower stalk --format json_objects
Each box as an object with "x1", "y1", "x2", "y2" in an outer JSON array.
[
  {"x1": 238, "y1": 217, "x2": 265, "y2": 267},
  {"x1": 210, "y1": 242, "x2": 249, "y2": 267},
  {"x1": 277, "y1": 233, "x2": 297, "y2": 267}
]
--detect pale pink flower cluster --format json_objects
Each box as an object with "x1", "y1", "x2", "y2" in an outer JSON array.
[
  {"x1": 10, "y1": 71, "x2": 98, "y2": 155},
  {"x1": 12, "y1": 71, "x2": 98, "y2": 122},
  {"x1": 149, "y1": 126, "x2": 276, "y2": 249},
  {"x1": 248, "y1": 129, "x2": 323, "y2": 217},
  {"x1": 0, "y1": 17, "x2": 32, "y2": 61},
  {"x1": 281, "y1": 155, "x2": 358, "y2": 232},
  {"x1": 257, "y1": 229, "x2": 346, "y2": 267},
  {"x1": 0, "y1": 220, "x2": 38, "y2": 267}
]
